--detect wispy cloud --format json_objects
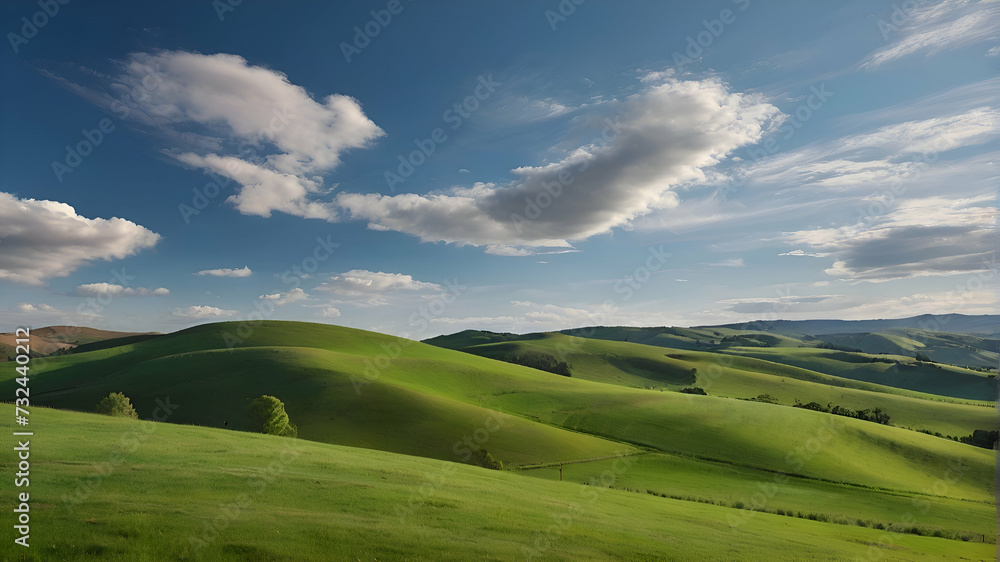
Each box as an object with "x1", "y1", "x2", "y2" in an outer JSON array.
[
  {"x1": 717, "y1": 294, "x2": 844, "y2": 314},
  {"x1": 778, "y1": 250, "x2": 828, "y2": 257},
  {"x1": 700, "y1": 288, "x2": 996, "y2": 321},
  {"x1": 862, "y1": 0, "x2": 1000, "y2": 70},
  {"x1": 195, "y1": 266, "x2": 252, "y2": 278},
  {"x1": 700, "y1": 257, "x2": 745, "y2": 268},
  {"x1": 784, "y1": 195, "x2": 996, "y2": 282}
]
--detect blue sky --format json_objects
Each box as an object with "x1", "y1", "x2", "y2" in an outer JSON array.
[{"x1": 1, "y1": 0, "x2": 997, "y2": 337}]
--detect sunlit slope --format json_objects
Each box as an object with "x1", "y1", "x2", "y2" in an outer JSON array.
[
  {"x1": 2, "y1": 329, "x2": 630, "y2": 467},
  {"x1": 817, "y1": 329, "x2": 999, "y2": 368},
  {"x1": 436, "y1": 332, "x2": 994, "y2": 436},
  {"x1": 722, "y1": 346, "x2": 996, "y2": 400},
  {"x1": 2, "y1": 405, "x2": 989, "y2": 561},
  {"x1": 521, "y1": 452, "x2": 995, "y2": 540},
  {"x1": 2, "y1": 321, "x2": 992, "y2": 502},
  {"x1": 511, "y1": 389, "x2": 994, "y2": 502},
  {"x1": 508, "y1": 325, "x2": 999, "y2": 398}
]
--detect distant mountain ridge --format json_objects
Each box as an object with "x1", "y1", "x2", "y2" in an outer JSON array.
[{"x1": 697, "y1": 314, "x2": 1000, "y2": 336}]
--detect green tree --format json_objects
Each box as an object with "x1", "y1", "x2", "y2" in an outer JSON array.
[
  {"x1": 248, "y1": 395, "x2": 297, "y2": 437},
  {"x1": 96, "y1": 392, "x2": 139, "y2": 419},
  {"x1": 472, "y1": 448, "x2": 503, "y2": 470},
  {"x1": 680, "y1": 387, "x2": 707, "y2": 395}
]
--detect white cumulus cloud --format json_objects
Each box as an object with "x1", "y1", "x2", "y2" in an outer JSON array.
[
  {"x1": 60, "y1": 50, "x2": 384, "y2": 220},
  {"x1": 0, "y1": 192, "x2": 160, "y2": 285},
  {"x1": 76, "y1": 283, "x2": 170, "y2": 297},
  {"x1": 171, "y1": 305, "x2": 237, "y2": 319},
  {"x1": 315, "y1": 269, "x2": 442, "y2": 307},
  {"x1": 17, "y1": 303, "x2": 57, "y2": 313},
  {"x1": 337, "y1": 74, "x2": 781, "y2": 250},
  {"x1": 318, "y1": 307, "x2": 342, "y2": 318},
  {"x1": 259, "y1": 288, "x2": 308, "y2": 305}
]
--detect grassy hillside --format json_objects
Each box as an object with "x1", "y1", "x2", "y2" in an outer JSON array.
[
  {"x1": 431, "y1": 331, "x2": 995, "y2": 437},
  {"x1": 438, "y1": 327, "x2": 998, "y2": 400},
  {"x1": 3, "y1": 323, "x2": 629, "y2": 468},
  {"x1": 720, "y1": 346, "x2": 996, "y2": 401},
  {"x1": 2, "y1": 319, "x2": 994, "y2": 562},
  {"x1": 521, "y1": 452, "x2": 995, "y2": 540},
  {"x1": 817, "y1": 329, "x2": 999, "y2": 368},
  {"x1": 1, "y1": 405, "x2": 992, "y2": 561},
  {"x1": 5, "y1": 321, "x2": 993, "y2": 506}
]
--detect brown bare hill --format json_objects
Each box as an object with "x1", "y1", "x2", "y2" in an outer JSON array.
[{"x1": 0, "y1": 325, "x2": 158, "y2": 358}]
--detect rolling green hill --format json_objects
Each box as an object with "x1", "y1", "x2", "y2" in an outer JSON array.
[
  {"x1": 816, "y1": 329, "x2": 999, "y2": 368},
  {"x1": 5, "y1": 321, "x2": 993, "y2": 503},
  {"x1": 720, "y1": 346, "x2": 996, "y2": 400},
  {"x1": 3, "y1": 405, "x2": 991, "y2": 561},
  {"x1": 520, "y1": 451, "x2": 995, "y2": 540},
  {"x1": 436, "y1": 326, "x2": 997, "y2": 401},
  {"x1": 4, "y1": 323, "x2": 629, "y2": 468},
  {"x1": 428, "y1": 331, "x2": 995, "y2": 437},
  {"x1": 2, "y1": 320, "x2": 995, "y2": 560}
]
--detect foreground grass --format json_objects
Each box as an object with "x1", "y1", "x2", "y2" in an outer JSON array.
[
  {"x1": 520, "y1": 452, "x2": 995, "y2": 540},
  {"x1": 1, "y1": 405, "x2": 993, "y2": 561}
]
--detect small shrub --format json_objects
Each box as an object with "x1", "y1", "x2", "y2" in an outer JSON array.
[
  {"x1": 794, "y1": 401, "x2": 829, "y2": 413},
  {"x1": 471, "y1": 448, "x2": 502, "y2": 470},
  {"x1": 500, "y1": 351, "x2": 571, "y2": 376},
  {"x1": 96, "y1": 392, "x2": 138, "y2": 419},
  {"x1": 249, "y1": 395, "x2": 297, "y2": 437},
  {"x1": 959, "y1": 429, "x2": 999, "y2": 449},
  {"x1": 680, "y1": 387, "x2": 707, "y2": 395}
]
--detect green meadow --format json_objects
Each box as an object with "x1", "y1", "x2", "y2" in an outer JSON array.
[{"x1": 0, "y1": 405, "x2": 993, "y2": 561}]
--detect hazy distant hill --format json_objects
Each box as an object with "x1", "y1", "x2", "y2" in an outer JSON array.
[
  {"x1": 699, "y1": 314, "x2": 1000, "y2": 336},
  {"x1": 0, "y1": 325, "x2": 158, "y2": 360}
]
